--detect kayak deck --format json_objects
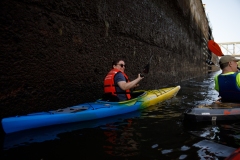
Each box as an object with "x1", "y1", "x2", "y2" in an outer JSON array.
[{"x1": 183, "y1": 103, "x2": 240, "y2": 122}]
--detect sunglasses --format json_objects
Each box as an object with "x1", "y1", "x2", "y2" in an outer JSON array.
[{"x1": 117, "y1": 64, "x2": 126, "y2": 68}]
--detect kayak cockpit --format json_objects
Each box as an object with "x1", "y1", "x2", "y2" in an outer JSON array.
[
  {"x1": 99, "y1": 91, "x2": 146, "y2": 102},
  {"x1": 49, "y1": 106, "x2": 90, "y2": 114}
]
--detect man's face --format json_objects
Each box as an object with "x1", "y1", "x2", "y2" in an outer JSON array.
[{"x1": 114, "y1": 60, "x2": 126, "y2": 72}]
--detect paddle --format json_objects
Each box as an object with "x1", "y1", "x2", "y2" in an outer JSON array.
[
  {"x1": 208, "y1": 39, "x2": 240, "y2": 70},
  {"x1": 205, "y1": 40, "x2": 222, "y2": 66},
  {"x1": 208, "y1": 40, "x2": 224, "y2": 56},
  {"x1": 140, "y1": 55, "x2": 153, "y2": 77}
]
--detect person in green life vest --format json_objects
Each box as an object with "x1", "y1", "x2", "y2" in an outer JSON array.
[
  {"x1": 103, "y1": 59, "x2": 144, "y2": 101},
  {"x1": 214, "y1": 55, "x2": 240, "y2": 102}
]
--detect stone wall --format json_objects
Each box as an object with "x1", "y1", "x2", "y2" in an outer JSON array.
[{"x1": 0, "y1": 0, "x2": 210, "y2": 118}]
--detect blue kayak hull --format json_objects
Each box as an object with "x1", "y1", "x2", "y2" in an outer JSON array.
[{"x1": 2, "y1": 86, "x2": 180, "y2": 133}]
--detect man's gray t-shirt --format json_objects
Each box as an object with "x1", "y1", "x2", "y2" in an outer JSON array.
[{"x1": 114, "y1": 72, "x2": 128, "y2": 101}]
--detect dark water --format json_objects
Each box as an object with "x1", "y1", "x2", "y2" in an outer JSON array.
[{"x1": 1, "y1": 71, "x2": 240, "y2": 160}]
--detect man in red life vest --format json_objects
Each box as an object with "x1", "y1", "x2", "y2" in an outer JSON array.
[{"x1": 104, "y1": 59, "x2": 144, "y2": 101}]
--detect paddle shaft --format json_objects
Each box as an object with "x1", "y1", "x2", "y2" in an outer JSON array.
[{"x1": 140, "y1": 55, "x2": 153, "y2": 77}]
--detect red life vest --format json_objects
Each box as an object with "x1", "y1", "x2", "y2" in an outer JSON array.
[{"x1": 104, "y1": 68, "x2": 131, "y2": 99}]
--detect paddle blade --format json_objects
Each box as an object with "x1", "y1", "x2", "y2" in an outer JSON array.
[
  {"x1": 140, "y1": 55, "x2": 153, "y2": 77},
  {"x1": 208, "y1": 40, "x2": 224, "y2": 56},
  {"x1": 142, "y1": 63, "x2": 150, "y2": 74}
]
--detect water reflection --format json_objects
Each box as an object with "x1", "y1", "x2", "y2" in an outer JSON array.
[
  {"x1": 193, "y1": 140, "x2": 236, "y2": 159},
  {"x1": 103, "y1": 119, "x2": 140, "y2": 157},
  {"x1": 3, "y1": 110, "x2": 142, "y2": 150}
]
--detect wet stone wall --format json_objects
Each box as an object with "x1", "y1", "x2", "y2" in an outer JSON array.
[{"x1": 0, "y1": 0, "x2": 209, "y2": 118}]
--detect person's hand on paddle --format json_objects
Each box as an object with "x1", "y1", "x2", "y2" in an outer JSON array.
[
  {"x1": 137, "y1": 73, "x2": 144, "y2": 79},
  {"x1": 133, "y1": 74, "x2": 144, "y2": 88},
  {"x1": 118, "y1": 73, "x2": 143, "y2": 90}
]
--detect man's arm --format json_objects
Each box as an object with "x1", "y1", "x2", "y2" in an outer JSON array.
[
  {"x1": 214, "y1": 75, "x2": 219, "y2": 91},
  {"x1": 237, "y1": 73, "x2": 240, "y2": 88},
  {"x1": 117, "y1": 74, "x2": 143, "y2": 91}
]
